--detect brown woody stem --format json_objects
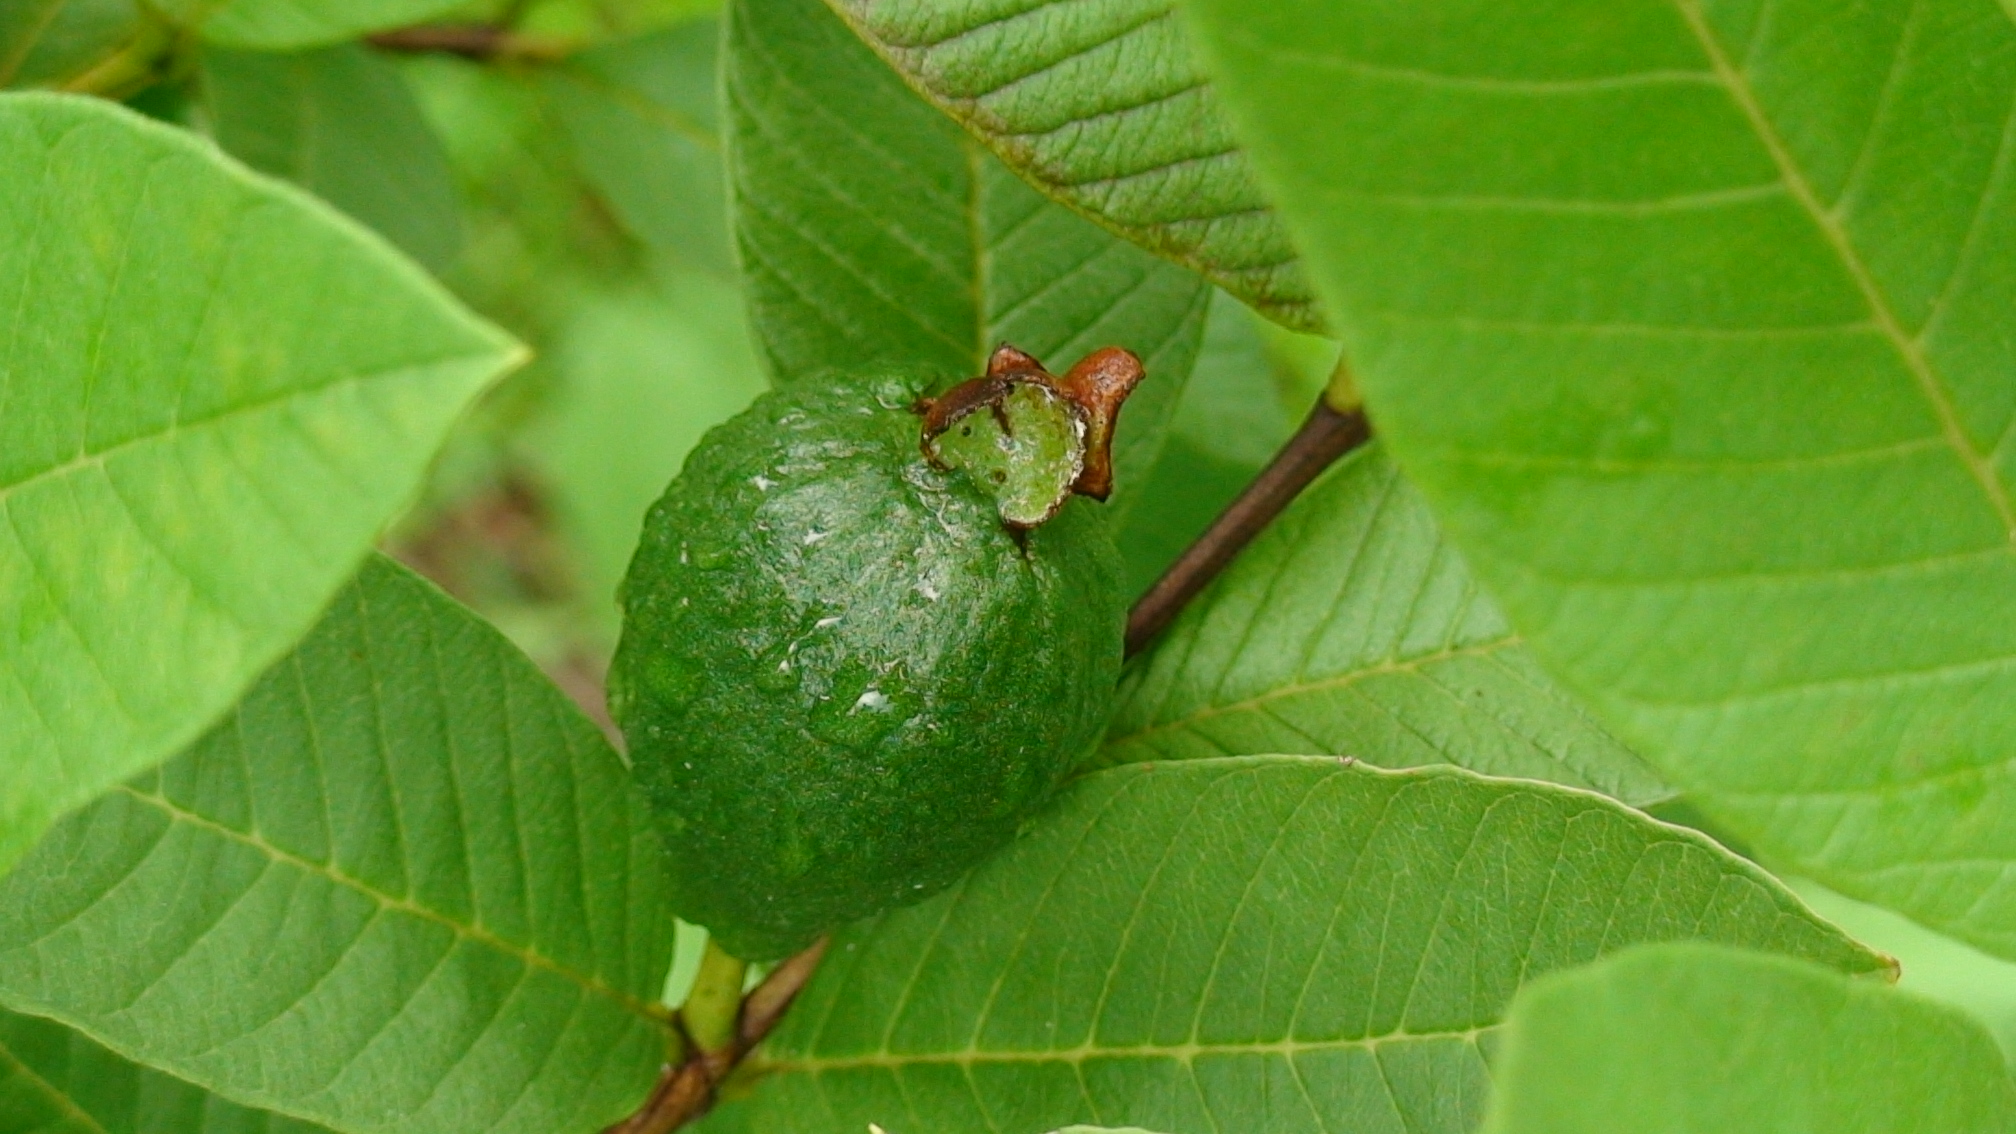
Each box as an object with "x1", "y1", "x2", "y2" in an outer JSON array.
[
  {"x1": 1124, "y1": 398, "x2": 1372, "y2": 658},
  {"x1": 366, "y1": 24, "x2": 571, "y2": 61},
  {"x1": 603, "y1": 939, "x2": 829, "y2": 1134}
]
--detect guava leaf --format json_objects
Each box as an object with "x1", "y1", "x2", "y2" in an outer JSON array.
[
  {"x1": 1106, "y1": 447, "x2": 1670, "y2": 805},
  {"x1": 0, "y1": 1008, "x2": 335, "y2": 1134},
  {"x1": 824, "y1": 0, "x2": 1319, "y2": 332},
  {"x1": 197, "y1": 0, "x2": 469, "y2": 49},
  {"x1": 1482, "y1": 943, "x2": 2016, "y2": 1134},
  {"x1": 0, "y1": 557, "x2": 676, "y2": 1134},
  {"x1": 542, "y1": 20, "x2": 734, "y2": 277},
  {"x1": 696, "y1": 757, "x2": 1883, "y2": 1134},
  {"x1": 1795, "y1": 878, "x2": 2016, "y2": 1060},
  {"x1": 0, "y1": 94, "x2": 518, "y2": 876},
  {"x1": 202, "y1": 42, "x2": 463, "y2": 272},
  {"x1": 1113, "y1": 290, "x2": 1304, "y2": 595},
  {"x1": 1, "y1": 0, "x2": 137, "y2": 89},
  {"x1": 727, "y1": 0, "x2": 1210, "y2": 519},
  {"x1": 1181, "y1": 0, "x2": 2016, "y2": 958}
]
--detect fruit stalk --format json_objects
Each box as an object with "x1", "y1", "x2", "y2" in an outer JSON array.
[
  {"x1": 1124, "y1": 395, "x2": 1371, "y2": 657},
  {"x1": 680, "y1": 940, "x2": 749, "y2": 1054}
]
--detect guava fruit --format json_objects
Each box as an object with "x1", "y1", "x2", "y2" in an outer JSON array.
[{"x1": 609, "y1": 346, "x2": 1142, "y2": 960}]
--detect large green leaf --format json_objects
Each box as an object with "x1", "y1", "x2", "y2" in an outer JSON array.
[
  {"x1": 543, "y1": 20, "x2": 733, "y2": 277},
  {"x1": 1181, "y1": 0, "x2": 2016, "y2": 957},
  {"x1": 0, "y1": 0, "x2": 137, "y2": 89},
  {"x1": 202, "y1": 43, "x2": 463, "y2": 273},
  {"x1": 1483, "y1": 943, "x2": 2016, "y2": 1134},
  {"x1": 1106, "y1": 447, "x2": 1669, "y2": 804},
  {"x1": 0, "y1": 557, "x2": 676, "y2": 1134},
  {"x1": 727, "y1": 0, "x2": 1210, "y2": 517},
  {"x1": 825, "y1": 0, "x2": 1318, "y2": 331},
  {"x1": 0, "y1": 94, "x2": 517, "y2": 876},
  {"x1": 0, "y1": 1008, "x2": 334, "y2": 1134},
  {"x1": 196, "y1": 0, "x2": 468, "y2": 49},
  {"x1": 1795, "y1": 878, "x2": 2016, "y2": 1059},
  {"x1": 697, "y1": 757, "x2": 1883, "y2": 1134}
]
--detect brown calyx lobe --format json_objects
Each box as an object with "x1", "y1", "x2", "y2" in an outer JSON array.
[{"x1": 917, "y1": 343, "x2": 1146, "y2": 504}]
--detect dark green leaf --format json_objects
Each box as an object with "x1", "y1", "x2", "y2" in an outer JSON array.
[
  {"x1": 1181, "y1": 0, "x2": 2016, "y2": 958},
  {"x1": 1, "y1": 0, "x2": 138, "y2": 90},
  {"x1": 1483, "y1": 943, "x2": 2016, "y2": 1134},
  {"x1": 0, "y1": 93, "x2": 518, "y2": 875},
  {"x1": 0, "y1": 558, "x2": 677, "y2": 1134},
  {"x1": 0, "y1": 1008, "x2": 333, "y2": 1134},
  {"x1": 1107, "y1": 446, "x2": 1669, "y2": 803},
  {"x1": 543, "y1": 20, "x2": 732, "y2": 276},
  {"x1": 698, "y1": 757, "x2": 1883, "y2": 1134},
  {"x1": 203, "y1": 43, "x2": 464, "y2": 272},
  {"x1": 726, "y1": 0, "x2": 1210, "y2": 518},
  {"x1": 826, "y1": 0, "x2": 1318, "y2": 331}
]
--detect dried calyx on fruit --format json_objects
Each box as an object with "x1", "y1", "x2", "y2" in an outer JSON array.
[{"x1": 919, "y1": 345, "x2": 1145, "y2": 528}]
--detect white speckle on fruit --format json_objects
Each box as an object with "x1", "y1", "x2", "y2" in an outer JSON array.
[
  {"x1": 855, "y1": 689, "x2": 890, "y2": 712},
  {"x1": 815, "y1": 616, "x2": 842, "y2": 629},
  {"x1": 804, "y1": 528, "x2": 828, "y2": 545},
  {"x1": 752, "y1": 475, "x2": 777, "y2": 491}
]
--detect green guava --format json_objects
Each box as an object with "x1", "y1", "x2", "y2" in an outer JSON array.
[{"x1": 609, "y1": 365, "x2": 1127, "y2": 960}]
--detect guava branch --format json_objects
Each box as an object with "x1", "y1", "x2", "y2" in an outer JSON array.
[
  {"x1": 1124, "y1": 398, "x2": 1372, "y2": 658},
  {"x1": 366, "y1": 24, "x2": 570, "y2": 61},
  {"x1": 605, "y1": 939, "x2": 829, "y2": 1134}
]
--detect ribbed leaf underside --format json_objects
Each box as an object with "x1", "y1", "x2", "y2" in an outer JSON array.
[
  {"x1": 697, "y1": 757, "x2": 1883, "y2": 1134},
  {"x1": 826, "y1": 0, "x2": 1320, "y2": 330},
  {"x1": 1106, "y1": 447, "x2": 1669, "y2": 805},
  {"x1": 0, "y1": 559, "x2": 676, "y2": 1134},
  {"x1": 0, "y1": 1008, "x2": 334, "y2": 1134},
  {"x1": 1184, "y1": 0, "x2": 2016, "y2": 959}
]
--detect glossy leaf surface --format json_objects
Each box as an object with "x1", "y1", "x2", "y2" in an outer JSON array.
[
  {"x1": 544, "y1": 20, "x2": 732, "y2": 277},
  {"x1": 1183, "y1": 0, "x2": 2016, "y2": 957},
  {"x1": 0, "y1": 1008, "x2": 333, "y2": 1134},
  {"x1": 0, "y1": 558, "x2": 677, "y2": 1134},
  {"x1": 1484, "y1": 943, "x2": 2016, "y2": 1134},
  {"x1": 698, "y1": 757, "x2": 1882, "y2": 1134},
  {"x1": 0, "y1": 94, "x2": 516, "y2": 875},
  {"x1": 727, "y1": 0, "x2": 1210, "y2": 517},
  {"x1": 825, "y1": 0, "x2": 1319, "y2": 330},
  {"x1": 1107, "y1": 447, "x2": 1669, "y2": 804}
]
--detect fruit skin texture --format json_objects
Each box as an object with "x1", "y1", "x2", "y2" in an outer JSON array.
[{"x1": 609, "y1": 371, "x2": 1124, "y2": 960}]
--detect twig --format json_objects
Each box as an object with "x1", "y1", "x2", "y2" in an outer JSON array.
[
  {"x1": 1124, "y1": 398, "x2": 1372, "y2": 657},
  {"x1": 604, "y1": 939, "x2": 830, "y2": 1134},
  {"x1": 366, "y1": 24, "x2": 572, "y2": 62}
]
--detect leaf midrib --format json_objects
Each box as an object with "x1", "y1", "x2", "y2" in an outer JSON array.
[
  {"x1": 0, "y1": 1034, "x2": 107, "y2": 1134},
  {"x1": 758, "y1": 1024, "x2": 1491, "y2": 1072},
  {"x1": 112, "y1": 784, "x2": 666, "y2": 1025},
  {"x1": 0, "y1": 349, "x2": 509, "y2": 505},
  {"x1": 1671, "y1": 0, "x2": 2016, "y2": 536},
  {"x1": 1105, "y1": 636, "x2": 1520, "y2": 750}
]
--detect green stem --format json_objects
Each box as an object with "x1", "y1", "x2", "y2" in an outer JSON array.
[
  {"x1": 679, "y1": 939, "x2": 748, "y2": 1054},
  {"x1": 61, "y1": 18, "x2": 177, "y2": 101}
]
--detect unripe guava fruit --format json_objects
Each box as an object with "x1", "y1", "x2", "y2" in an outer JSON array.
[{"x1": 609, "y1": 357, "x2": 1133, "y2": 960}]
